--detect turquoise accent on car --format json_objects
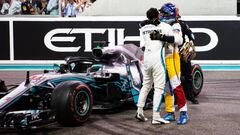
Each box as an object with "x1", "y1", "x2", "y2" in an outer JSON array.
[{"x1": 131, "y1": 88, "x2": 139, "y2": 105}]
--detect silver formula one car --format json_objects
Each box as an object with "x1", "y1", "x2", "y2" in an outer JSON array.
[{"x1": 0, "y1": 44, "x2": 203, "y2": 129}]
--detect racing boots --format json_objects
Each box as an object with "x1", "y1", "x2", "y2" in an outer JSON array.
[
  {"x1": 135, "y1": 112, "x2": 148, "y2": 122},
  {"x1": 152, "y1": 117, "x2": 170, "y2": 125},
  {"x1": 190, "y1": 98, "x2": 199, "y2": 104},
  {"x1": 186, "y1": 94, "x2": 199, "y2": 104},
  {"x1": 177, "y1": 111, "x2": 189, "y2": 125},
  {"x1": 163, "y1": 112, "x2": 176, "y2": 121}
]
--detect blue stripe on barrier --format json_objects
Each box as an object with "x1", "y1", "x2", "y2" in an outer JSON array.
[
  {"x1": 0, "y1": 65, "x2": 240, "y2": 71},
  {"x1": 0, "y1": 65, "x2": 54, "y2": 70},
  {"x1": 201, "y1": 65, "x2": 240, "y2": 71}
]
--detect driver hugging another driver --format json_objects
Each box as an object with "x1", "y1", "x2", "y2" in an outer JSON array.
[
  {"x1": 135, "y1": 7, "x2": 173, "y2": 125},
  {"x1": 135, "y1": 4, "x2": 190, "y2": 125}
]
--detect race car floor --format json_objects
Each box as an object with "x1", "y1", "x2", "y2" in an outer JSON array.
[{"x1": 1, "y1": 71, "x2": 240, "y2": 135}]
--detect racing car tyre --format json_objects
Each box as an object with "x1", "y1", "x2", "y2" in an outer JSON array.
[
  {"x1": 51, "y1": 81, "x2": 93, "y2": 126},
  {"x1": 191, "y1": 64, "x2": 204, "y2": 97}
]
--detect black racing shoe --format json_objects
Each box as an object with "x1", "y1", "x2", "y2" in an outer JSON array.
[
  {"x1": 135, "y1": 113, "x2": 148, "y2": 122},
  {"x1": 191, "y1": 98, "x2": 199, "y2": 104},
  {"x1": 188, "y1": 97, "x2": 199, "y2": 104},
  {"x1": 186, "y1": 95, "x2": 199, "y2": 104}
]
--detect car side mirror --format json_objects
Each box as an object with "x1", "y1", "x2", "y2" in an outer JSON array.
[{"x1": 54, "y1": 64, "x2": 69, "y2": 73}]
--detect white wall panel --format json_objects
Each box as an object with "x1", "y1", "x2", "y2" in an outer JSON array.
[{"x1": 81, "y1": 0, "x2": 236, "y2": 16}]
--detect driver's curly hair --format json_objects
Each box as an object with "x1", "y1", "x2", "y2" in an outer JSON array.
[{"x1": 146, "y1": 8, "x2": 159, "y2": 20}]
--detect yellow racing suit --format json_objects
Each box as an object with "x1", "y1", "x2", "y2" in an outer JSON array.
[{"x1": 164, "y1": 23, "x2": 187, "y2": 113}]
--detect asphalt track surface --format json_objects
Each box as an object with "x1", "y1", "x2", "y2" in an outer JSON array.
[{"x1": 1, "y1": 71, "x2": 240, "y2": 135}]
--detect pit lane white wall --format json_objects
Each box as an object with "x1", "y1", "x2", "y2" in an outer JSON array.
[{"x1": 81, "y1": 0, "x2": 236, "y2": 16}]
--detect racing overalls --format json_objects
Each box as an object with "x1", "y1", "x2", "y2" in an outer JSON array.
[
  {"x1": 164, "y1": 22, "x2": 188, "y2": 113},
  {"x1": 178, "y1": 19, "x2": 198, "y2": 104},
  {"x1": 137, "y1": 22, "x2": 173, "y2": 118}
]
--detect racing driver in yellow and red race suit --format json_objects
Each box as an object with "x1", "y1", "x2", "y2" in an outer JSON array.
[{"x1": 151, "y1": 3, "x2": 189, "y2": 125}]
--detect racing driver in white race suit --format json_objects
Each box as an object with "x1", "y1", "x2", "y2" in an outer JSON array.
[{"x1": 135, "y1": 7, "x2": 177, "y2": 125}]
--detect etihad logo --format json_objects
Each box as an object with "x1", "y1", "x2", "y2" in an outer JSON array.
[
  {"x1": 44, "y1": 28, "x2": 218, "y2": 52},
  {"x1": 44, "y1": 28, "x2": 140, "y2": 52},
  {"x1": 191, "y1": 28, "x2": 218, "y2": 52}
]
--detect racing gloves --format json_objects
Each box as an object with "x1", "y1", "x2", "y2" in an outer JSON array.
[{"x1": 150, "y1": 31, "x2": 175, "y2": 43}]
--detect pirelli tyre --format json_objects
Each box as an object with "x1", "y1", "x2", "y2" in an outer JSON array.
[
  {"x1": 191, "y1": 64, "x2": 204, "y2": 97},
  {"x1": 51, "y1": 81, "x2": 93, "y2": 126}
]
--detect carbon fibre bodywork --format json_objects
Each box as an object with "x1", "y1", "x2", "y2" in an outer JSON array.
[{"x1": 0, "y1": 44, "x2": 144, "y2": 128}]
